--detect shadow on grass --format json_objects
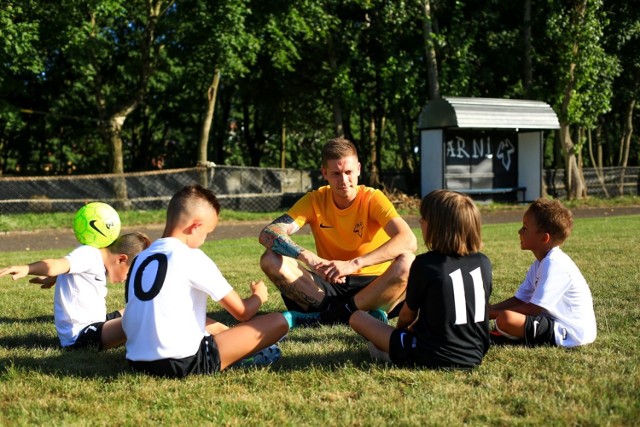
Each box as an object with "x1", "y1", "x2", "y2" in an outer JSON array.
[
  {"x1": 0, "y1": 345, "x2": 375, "y2": 379},
  {"x1": 0, "y1": 346, "x2": 129, "y2": 379},
  {"x1": 0, "y1": 332, "x2": 59, "y2": 349},
  {"x1": 0, "y1": 315, "x2": 53, "y2": 324},
  {"x1": 0, "y1": 310, "x2": 382, "y2": 378},
  {"x1": 270, "y1": 349, "x2": 373, "y2": 372}
]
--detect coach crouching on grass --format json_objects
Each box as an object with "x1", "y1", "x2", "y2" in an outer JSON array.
[{"x1": 258, "y1": 137, "x2": 417, "y2": 329}]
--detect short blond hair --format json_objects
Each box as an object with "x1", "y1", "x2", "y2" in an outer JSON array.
[
  {"x1": 420, "y1": 190, "x2": 483, "y2": 256},
  {"x1": 321, "y1": 138, "x2": 358, "y2": 168}
]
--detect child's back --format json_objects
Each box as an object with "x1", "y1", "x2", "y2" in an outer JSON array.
[
  {"x1": 407, "y1": 250, "x2": 492, "y2": 368},
  {"x1": 350, "y1": 190, "x2": 492, "y2": 369},
  {"x1": 54, "y1": 244, "x2": 110, "y2": 346}
]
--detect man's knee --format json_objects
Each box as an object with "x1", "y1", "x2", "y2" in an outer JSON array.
[
  {"x1": 389, "y1": 252, "x2": 416, "y2": 280},
  {"x1": 260, "y1": 249, "x2": 282, "y2": 275}
]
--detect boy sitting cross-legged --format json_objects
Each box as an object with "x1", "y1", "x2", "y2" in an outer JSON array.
[
  {"x1": 122, "y1": 184, "x2": 289, "y2": 378},
  {"x1": 489, "y1": 198, "x2": 597, "y2": 347}
]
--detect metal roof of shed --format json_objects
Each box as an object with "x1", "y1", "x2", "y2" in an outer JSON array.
[{"x1": 417, "y1": 97, "x2": 560, "y2": 130}]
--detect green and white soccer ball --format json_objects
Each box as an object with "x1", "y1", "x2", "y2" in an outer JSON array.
[{"x1": 73, "y1": 202, "x2": 121, "y2": 248}]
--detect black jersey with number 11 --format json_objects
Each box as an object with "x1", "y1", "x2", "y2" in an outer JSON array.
[{"x1": 405, "y1": 251, "x2": 492, "y2": 368}]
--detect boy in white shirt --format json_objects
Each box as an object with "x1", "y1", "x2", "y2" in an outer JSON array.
[
  {"x1": 489, "y1": 198, "x2": 596, "y2": 347},
  {"x1": 123, "y1": 184, "x2": 289, "y2": 378},
  {"x1": 0, "y1": 232, "x2": 150, "y2": 350}
]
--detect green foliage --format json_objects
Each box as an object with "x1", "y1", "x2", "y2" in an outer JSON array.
[
  {"x1": 544, "y1": 0, "x2": 620, "y2": 128},
  {"x1": 0, "y1": 0, "x2": 638, "y2": 176},
  {"x1": 0, "y1": 216, "x2": 639, "y2": 424}
]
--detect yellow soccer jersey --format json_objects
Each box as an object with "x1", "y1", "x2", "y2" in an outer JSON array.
[{"x1": 287, "y1": 185, "x2": 399, "y2": 276}]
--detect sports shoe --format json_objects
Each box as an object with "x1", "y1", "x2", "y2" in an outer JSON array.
[
  {"x1": 387, "y1": 300, "x2": 404, "y2": 319},
  {"x1": 282, "y1": 310, "x2": 322, "y2": 329},
  {"x1": 367, "y1": 308, "x2": 389, "y2": 324},
  {"x1": 233, "y1": 344, "x2": 281, "y2": 368},
  {"x1": 367, "y1": 341, "x2": 391, "y2": 363}
]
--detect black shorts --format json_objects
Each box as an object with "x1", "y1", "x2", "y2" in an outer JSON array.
[
  {"x1": 389, "y1": 329, "x2": 418, "y2": 366},
  {"x1": 281, "y1": 274, "x2": 377, "y2": 312},
  {"x1": 128, "y1": 335, "x2": 222, "y2": 378},
  {"x1": 65, "y1": 310, "x2": 122, "y2": 351},
  {"x1": 388, "y1": 329, "x2": 477, "y2": 370},
  {"x1": 524, "y1": 315, "x2": 557, "y2": 347}
]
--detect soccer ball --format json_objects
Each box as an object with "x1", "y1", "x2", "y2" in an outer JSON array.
[{"x1": 73, "y1": 202, "x2": 121, "y2": 248}]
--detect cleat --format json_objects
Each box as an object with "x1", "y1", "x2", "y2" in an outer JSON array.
[
  {"x1": 282, "y1": 310, "x2": 322, "y2": 329},
  {"x1": 233, "y1": 344, "x2": 281, "y2": 368},
  {"x1": 367, "y1": 308, "x2": 389, "y2": 324}
]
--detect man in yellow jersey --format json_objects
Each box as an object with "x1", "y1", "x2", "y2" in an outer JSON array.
[{"x1": 259, "y1": 138, "x2": 417, "y2": 327}]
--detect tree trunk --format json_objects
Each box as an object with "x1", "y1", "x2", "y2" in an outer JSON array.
[
  {"x1": 558, "y1": 1, "x2": 588, "y2": 200},
  {"x1": 619, "y1": 99, "x2": 636, "y2": 166},
  {"x1": 198, "y1": 68, "x2": 221, "y2": 187},
  {"x1": 327, "y1": 34, "x2": 344, "y2": 137},
  {"x1": 560, "y1": 124, "x2": 587, "y2": 199},
  {"x1": 421, "y1": 0, "x2": 440, "y2": 100},
  {"x1": 103, "y1": 115, "x2": 130, "y2": 210},
  {"x1": 587, "y1": 127, "x2": 609, "y2": 196},
  {"x1": 214, "y1": 87, "x2": 233, "y2": 164},
  {"x1": 522, "y1": 0, "x2": 533, "y2": 97},
  {"x1": 394, "y1": 114, "x2": 414, "y2": 173},
  {"x1": 90, "y1": 1, "x2": 166, "y2": 209},
  {"x1": 367, "y1": 115, "x2": 380, "y2": 188},
  {"x1": 617, "y1": 98, "x2": 635, "y2": 195},
  {"x1": 280, "y1": 115, "x2": 286, "y2": 169}
]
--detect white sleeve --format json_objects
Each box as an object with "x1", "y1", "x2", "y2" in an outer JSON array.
[
  {"x1": 514, "y1": 261, "x2": 537, "y2": 303},
  {"x1": 65, "y1": 245, "x2": 103, "y2": 275},
  {"x1": 189, "y1": 250, "x2": 233, "y2": 302},
  {"x1": 529, "y1": 257, "x2": 572, "y2": 309}
]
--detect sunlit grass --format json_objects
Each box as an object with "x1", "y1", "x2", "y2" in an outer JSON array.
[{"x1": 0, "y1": 215, "x2": 639, "y2": 425}]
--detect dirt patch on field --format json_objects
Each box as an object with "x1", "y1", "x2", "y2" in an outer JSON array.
[{"x1": 1, "y1": 206, "x2": 639, "y2": 253}]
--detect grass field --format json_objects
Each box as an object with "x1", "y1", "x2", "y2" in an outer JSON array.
[{"x1": 1, "y1": 214, "x2": 639, "y2": 425}]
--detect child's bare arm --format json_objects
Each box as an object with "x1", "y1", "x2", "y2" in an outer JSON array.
[
  {"x1": 396, "y1": 303, "x2": 419, "y2": 331},
  {"x1": 489, "y1": 296, "x2": 545, "y2": 318},
  {"x1": 488, "y1": 296, "x2": 522, "y2": 318},
  {"x1": 0, "y1": 259, "x2": 70, "y2": 281},
  {"x1": 218, "y1": 280, "x2": 268, "y2": 322}
]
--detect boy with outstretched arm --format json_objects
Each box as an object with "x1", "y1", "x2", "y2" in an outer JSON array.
[{"x1": 0, "y1": 232, "x2": 151, "y2": 350}]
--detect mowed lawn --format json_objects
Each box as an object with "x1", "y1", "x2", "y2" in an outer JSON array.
[{"x1": 0, "y1": 214, "x2": 639, "y2": 425}]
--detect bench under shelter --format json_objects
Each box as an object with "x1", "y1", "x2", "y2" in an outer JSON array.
[{"x1": 418, "y1": 97, "x2": 560, "y2": 203}]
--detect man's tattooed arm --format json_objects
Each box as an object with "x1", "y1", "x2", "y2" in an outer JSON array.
[{"x1": 259, "y1": 214, "x2": 304, "y2": 258}]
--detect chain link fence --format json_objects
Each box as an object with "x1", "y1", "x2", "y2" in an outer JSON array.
[
  {"x1": 0, "y1": 166, "x2": 321, "y2": 214},
  {"x1": 544, "y1": 167, "x2": 640, "y2": 198},
  {"x1": 0, "y1": 165, "x2": 636, "y2": 215}
]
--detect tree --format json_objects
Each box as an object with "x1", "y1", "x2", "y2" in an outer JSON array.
[
  {"x1": 47, "y1": 0, "x2": 175, "y2": 207},
  {"x1": 165, "y1": 0, "x2": 257, "y2": 185},
  {"x1": 420, "y1": 0, "x2": 440, "y2": 100},
  {"x1": 544, "y1": 0, "x2": 619, "y2": 199},
  {"x1": 602, "y1": 1, "x2": 640, "y2": 193},
  {"x1": 0, "y1": 1, "x2": 44, "y2": 174}
]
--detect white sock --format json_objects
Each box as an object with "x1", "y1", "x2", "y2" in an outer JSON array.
[{"x1": 495, "y1": 323, "x2": 521, "y2": 340}]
